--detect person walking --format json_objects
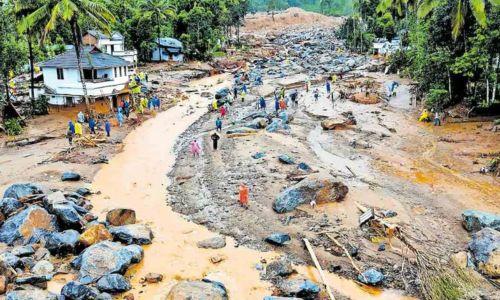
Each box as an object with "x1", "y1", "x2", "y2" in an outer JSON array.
[
  {"x1": 220, "y1": 105, "x2": 227, "y2": 118},
  {"x1": 215, "y1": 117, "x2": 222, "y2": 132},
  {"x1": 242, "y1": 83, "x2": 247, "y2": 94},
  {"x1": 189, "y1": 139, "x2": 201, "y2": 157},
  {"x1": 88, "y1": 117, "x2": 96, "y2": 134},
  {"x1": 74, "y1": 121, "x2": 83, "y2": 136},
  {"x1": 211, "y1": 132, "x2": 220, "y2": 150},
  {"x1": 279, "y1": 97, "x2": 287, "y2": 111},
  {"x1": 239, "y1": 183, "x2": 249, "y2": 208},
  {"x1": 66, "y1": 127, "x2": 74, "y2": 146},
  {"x1": 259, "y1": 96, "x2": 266, "y2": 110},
  {"x1": 241, "y1": 91, "x2": 246, "y2": 102},
  {"x1": 326, "y1": 79, "x2": 331, "y2": 94},
  {"x1": 433, "y1": 111, "x2": 441, "y2": 126},
  {"x1": 117, "y1": 110, "x2": 124, "y2": 127},
  {"x1": 233, "y1": 86, "x2": 238, "y2": 100},
  {"x1": 105, "y1": 119, "x2": 111, "y2": 137},
  {"x1": 274, "y1": 96, "x2": 280, "y2": 113}
]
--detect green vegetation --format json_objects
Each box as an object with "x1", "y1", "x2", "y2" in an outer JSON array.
[
  {"x1": 341, "y1": 0, "x2": 499, "y2": 111},
  {"x1": 248, "y1": 0, "x2": 354, "y2": 16},
  {"x1": 4, "y1": 118, "x2": 23, "y2": 136}
]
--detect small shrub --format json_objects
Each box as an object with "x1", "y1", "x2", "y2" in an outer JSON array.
[
  {"x1": 425, "y1": 89, "x2": 449, "y2": 109},
  {"x1": 4, "y1": 118, "x2": 23, "y2": 136},
  {"x1": 32, "y1": 95, "x2": 49, "y2": 115}
]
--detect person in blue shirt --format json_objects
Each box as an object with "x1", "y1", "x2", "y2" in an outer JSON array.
[
  {"x1": 88, "y1": 117, "x2": 96, "y2": 134},
  {"x1": 326, "y1": 80, "x2": 331, "y2": 94},
  {"x1": 242, "y1": 84, "x2": 247, "y2": 93},
  {"x1": 68, "y1": 120, "x2": 75, "y2": 134},
  {"x1": 215, "y1": 117, "x2": 222, "y2": 132},
  {"x1": 105, "y1": 120, "x2": 111, "y2": 137}
]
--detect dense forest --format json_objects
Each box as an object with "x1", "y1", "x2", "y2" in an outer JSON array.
[{"x1": 339, "y1": 0, "x2": 499, "y2": 112}]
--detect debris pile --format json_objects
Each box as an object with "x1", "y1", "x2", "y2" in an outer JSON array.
[{"x1": 0, "y1": 183, "x2": 153, "y2": 297}]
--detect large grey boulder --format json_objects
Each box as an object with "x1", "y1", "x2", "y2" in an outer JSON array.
[
  {"x1": 462, "y1": 210, "x2": 500, "y2": 232},
  {"x1": 0, "y1": 198, "x2": 23, "y2": 216},
  {"x1": 468, "y1": 227, "x2": 500, "y2": 277},
  {"x1": 72, "y1": 241, "x2": 141, "y2": 283},
  {"x1": 61, "y1": 281, "x2": 99, "y2": 300},
  {"x1": 197, "y1": 236, "x2": 226, "y2": 249},
  {"x1": 0, "y1": 252, "x2": 21, "y2": 268},
  {"x1": 6, "y1": 290, "x2": 58, "y2": 300},
  {"x1": 167, "y1": 280, "x2": 228, "y2": 300},
  {"x1": 11, "y1": 245, "x2": 35, "y2": 257},
  {"x1": 96, "y1": 274, "x2": 131, "y2": 293},
  {"x1": 358, "y1": 268, "x2": 385, "y2": 285},
  {"x1": 0, "y1": 206, "x2": 58, "y2": 245},
  {"x1": 109, "y1": 224, "x2": 153, "y2": 245},
  {"x1": 266, "y1": 258, "x2": 294, "y2": 277},
  {"x1": 3, "y1": 183, "x2": 43, "y2": 200},
  {"x1": 31, "y1": 260, "x2": 55, "y2": 275},
  {"x1": 277, "y1": 279, "x2": 320, "y2": 299},
  {"x1": 273, "y1": 176, "x2": 348, "y2": 213},
  {"x1": 38, "y1": 229, "x2": 80, "y2": 256},
  {"x1": 61, "y1": 172, "x2": 81, "y2": 181}
]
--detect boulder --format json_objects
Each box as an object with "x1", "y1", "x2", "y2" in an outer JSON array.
[
  {"x1": 273, "y1": 176, "x2": 348, "y2": 213},
  {"x1": 121, "y1": 244, "x2": 143, "y2": 263},
  {"x1": 96, "y1": 293, "x2": 113, "y2": 300},
  {"x1": 0, "y1": 198, "x2": 23, "y2": 216},
  {"x1": 197, "y1": 236, "x2": 226, "y2": 249},
  {"x1": 358, "y1": 268, "x2": 385, "y2": 285},
  {"x1": 246, "y1": 118, "x2": 268, "y2": 129},
  {"x1": 278, "y1": 279, "x2": 320, "y2": 299},
  {"x1": 265, "y1": 233, "x2": 291, "y2": 246},
  {"x1": 15, "y1": 274, "x2": 52, "y2": 284},
  {"x1": 143, "y1": 272, "x2": 163, "y2": 284},
  {"x1": 109, "y1": 224, "x2": 153, "y2": 245},
  {"x1": 297, "y1": 163, "x2": 312, "y2": 172},
  {"x1": 43, "y1": 230, "x2": 80, "y2": 255},
  {"x1": 266, "y1": 118, "x2": 290, "y2": 133},
  {"x1": 3, "y1": 183, "x2": 43, "y2": 200},
  {"x1": 11, "y1": 245, "x2": 35, "y2": 257},
  {"x1": 0, "y1": 205, "x2": 58, "y2": 245},
  {"x1": 0, "y1": 252, "x2": 21, "y2": 268},
  {"x1": 33, "y1": 247, "x2": 50, "y2": 261},
  {"x1": 166, "y1": 280, "x2": 228, "y2": 300},
  {"x1": 61, "y1": 172, "x2": 81, "y2": 181},
  {"x1": 266, "y1": 259, "x2": 294, "y2": 277},
  {"x1": 51, "y1": 203, "x2": 85, "y2": 230},
  {"x1": 20, "y1": 257, "x2": 36, "y2": 269},
  {"x1": 0, "y1": 261, "x2": 17, "y2": 281},
  {"x1": 75, "y1": 188, "x2": 91, "y2": 197},
  {"x1": 321, "y1": 118, "x2": 353, "y2": 130},
  {"x1": 278, "y1": 155, "x2": 295, "y2": 165},
  {"x1": 6, "y1": 290, "x2": 58, "y2": 300},
  {"x1": 468, "y1": 227, "x2": 500, "y2": 277},
  {"x1": 31, "y1": 260, "x2": 55, "y2": 275},
  {"x1": 106, "y1": 209, "x2": 136, "y2": 226},
  {"x1": 462, "y1": 210, "x2": 500, "y2": 232},
  {"x1": 73, "y1": 241, "x2": 141, "y2": 283},
  {"x1": 78, "y1": 224, "x2": 113, "y2": 248},
  {"x1": 252, "y1": 152, "x2": 266, "y2": 159},
  {"x1": 61, "y1": 281, "x2": 99, "y2": 300},
  {"x1": 96, "y1": 274, "x2": 132, "y2": 293}
]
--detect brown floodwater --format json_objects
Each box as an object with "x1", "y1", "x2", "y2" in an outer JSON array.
[{"x1": 64, "y1": 74, "x2": 416, "y2": 299}]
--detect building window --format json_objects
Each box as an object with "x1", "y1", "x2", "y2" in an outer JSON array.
[
  {"x1": 56, "y1": 68, "x2": 64, "y2": 80},
  {"x1": 119, "y1": 67, "x2": 122, "y2": 77},
  {"x1": 114, "y1": 67, "x2": 117, "y2": 78},
  {"x1": 83, "y1": 69, "x2": 93, "y2": 80},
  {"x1": 124, "y1": 66, "x2": 127, "y2": 74}
]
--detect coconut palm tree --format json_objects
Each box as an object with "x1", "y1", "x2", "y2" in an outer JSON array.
[
  {"x1": 19, "y1": 0, "x2": 115, "y2": 111},
  {"x1": 13, "y1": 0, "x2": 40, "y2": 108},
  {"x1": 141, "y1": 0, "x2": 176, "y2": 62},
  {"x1": 418, "y1": 0, "x2": 499, "y2": 40}
]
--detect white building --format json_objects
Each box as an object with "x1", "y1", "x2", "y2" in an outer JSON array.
[
  {"x1": 373, "y1": 38, "x2": 401, "y2": 55},
  {"x1": 39, "y1": 46, "x2": 131, "y2": 106},
  {"x1": 83, "y1": 30, "x2": 137, "y2": 66},
  {"x1": 151, "y1": 38, "x2": 184, "y2": 62}
]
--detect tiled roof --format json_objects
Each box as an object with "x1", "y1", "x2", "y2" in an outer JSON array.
[{"x1": 39, "y1": 46, "x2": 130, "y2": 69}]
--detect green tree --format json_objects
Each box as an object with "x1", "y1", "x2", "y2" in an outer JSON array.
[
  {"x1": 141, "y1": 0, "x2": 176, "y2": 62},
  {"x1": 20, "y1": 0, "x2": 115, "y2": 111},
  {"x1": 418, "y1": 0, "x2": 499, "y2": 39}
]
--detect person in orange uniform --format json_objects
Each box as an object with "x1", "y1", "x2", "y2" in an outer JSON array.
[{"x1": 239, "y1": 183, "x2": 249, "y2": 208}]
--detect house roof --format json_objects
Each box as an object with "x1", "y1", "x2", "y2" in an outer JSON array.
[
  {"x1": 39, "y1": 46, "x2": 130, "y2": 69},
  {"x1": 156, "y1": 38, "x2": 183, "y2": 49},
  {"x1": 85, "y1": 30, "x2": 124, "y2": 41}
]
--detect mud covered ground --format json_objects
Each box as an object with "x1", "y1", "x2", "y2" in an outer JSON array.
[{"x1": 168, "y1": 50, "x2": 500, "y2": 298}]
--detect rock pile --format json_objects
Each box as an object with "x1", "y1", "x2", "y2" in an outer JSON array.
[{"x1": 0, "y1": 183, "x2": 153, "y2": 297}]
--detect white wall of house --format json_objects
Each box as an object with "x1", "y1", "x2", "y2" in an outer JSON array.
[
  {"x1": 97, "y1": 39, "x2": 124, "y2": 54},
  {"x1": 42, "y1": 67, "x2": 130, "y2": 105}
]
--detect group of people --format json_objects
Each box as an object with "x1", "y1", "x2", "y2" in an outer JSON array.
[
  {"x1": 67, "y1": 113, "x2": 112, "y2": 145},
  {"x1": 419, "y1": 108, "x2": 444, "y2": 126}
]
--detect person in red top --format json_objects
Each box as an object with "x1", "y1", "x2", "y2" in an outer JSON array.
[
  {"x1": 239, "y1": 183, "x2": 249, "y2": 208},
  {"x1": 279, "y1": 98, "x2": 287, "y2": 111},
  {"x1": 220, "y1": 105, "x2": 227, "y2": 118}
]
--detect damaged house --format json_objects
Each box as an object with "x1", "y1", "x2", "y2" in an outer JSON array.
[
  {"x1": 83, "y1": 30, "x2": 138, "y2": 66},
  {"x1": 151, "y1": 38, "x2": 184, "y2": 62},
  {"x1": 39, "y1": 46, "x2": 131, "y2": 106}
]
